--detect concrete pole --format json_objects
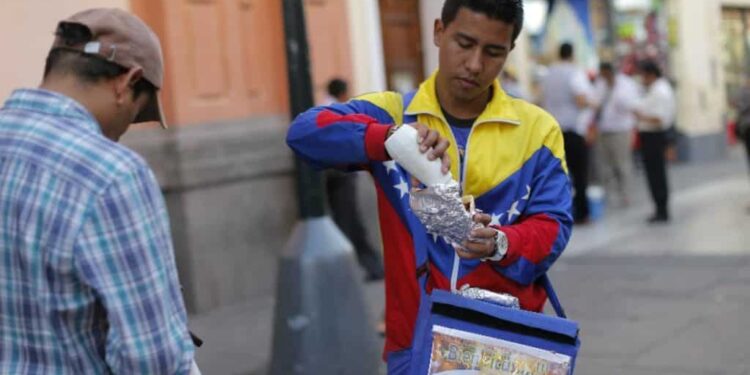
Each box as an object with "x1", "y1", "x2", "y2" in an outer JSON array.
[{"x1": 270, "y1": 1, "x2": 381, "y2": 373}]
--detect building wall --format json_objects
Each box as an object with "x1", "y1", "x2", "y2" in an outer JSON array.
[
  {"x1": 0, "y1": 0, "x2": 129, "y2": 100},
  {"x1": 306, "y1": 0, "x2": 355, "y2": 103},
  {"x1": 346, "y1": 0, "x2": 388, "y2": 94},
  {"x1": 666, "y1": 0, "x2": 748, "y2": 160},
  {"x1": 668, "y1": 0, "x2": 725, "y2": 136},
  {"x1": 131, "y1": 0, "x2": 293, "y2": 127},
  {"x1": 419, "y1": 0, "x2": 441, "y2": 76},
  {"x1": 120, "y1": 116, "x2": 296, "y2": 313},
  {"x1": 123, "y1": 0, "x2": 358, "y2": 313}
]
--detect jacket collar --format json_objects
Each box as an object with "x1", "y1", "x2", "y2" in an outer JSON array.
[{"x1": 405, "y1": 71, "x2": 521, "y2": 126}]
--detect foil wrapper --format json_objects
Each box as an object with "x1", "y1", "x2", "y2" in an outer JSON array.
[
  {"x1": 409, "y1": 182, "x2": 474, "y2": 246},
  {"x1": 458, "y1": 286, "x2": 520, "y2": 309}
]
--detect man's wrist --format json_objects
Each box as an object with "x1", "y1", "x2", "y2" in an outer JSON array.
[
  {"x1": 364, "y1": 122, "x2": 392, "y2": 161},
  {"x1": 483, "y1": 229, "x2": 508, "y2": 262},
  {"x1": 387, "y1": 123, "x2": 403, "y2": 139}
]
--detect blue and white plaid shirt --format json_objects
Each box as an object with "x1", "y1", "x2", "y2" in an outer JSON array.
[{"x1": 0, "y1": 89, "x2": 194, "y2": 374}]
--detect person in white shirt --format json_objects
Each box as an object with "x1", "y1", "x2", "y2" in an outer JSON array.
[
  {"x1": 501, "y1": 67, "x2": 528, "y2": 100},
  {"x1": 541, "y1": 42, "x2": 593, "y2": 223},
  {"x1": 590, "y1": 62, "x2": 640, "y2": 207},
  {"x1": 730, "y1": 76, "x2": 750, "y2": 213},
  {"x1": 634, "y1": 60, "x2": 676, "y2": 223}
]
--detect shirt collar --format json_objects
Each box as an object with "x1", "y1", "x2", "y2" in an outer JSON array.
[
  {"x1": 405, "y1": 71, "x2": 521, "y2": 126},
  {"x1": 3, "y1": 88, "x2": 102, "y2": 135}
]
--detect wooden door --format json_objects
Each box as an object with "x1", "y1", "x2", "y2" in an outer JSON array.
[
  {"x1": 132, "y1": 0, "x2": 289, "y2": 126},
  {"x1": 304, "y1": 0, "x2": 353, "y2": 104},
  {"x1": 378, "y1": 0, "x2": 424, "y2": 93}
]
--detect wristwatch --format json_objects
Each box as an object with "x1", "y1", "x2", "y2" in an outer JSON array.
[{"x1": 483, "y1": 229, "x2": 508, "y2": 262}]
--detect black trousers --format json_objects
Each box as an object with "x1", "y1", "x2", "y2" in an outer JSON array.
[
  {"x1": 743, "y1": 130, "x2": 750, "y2": 172},
  {"x1": 326, "y1": 171, "x2": 384, "y2": 278},
  {"x1": 563, "y1": 131, "x2": 590, "y2": 221},
  {"x1": 639, "y1": 131, "x2": 669, "y2": 217}
]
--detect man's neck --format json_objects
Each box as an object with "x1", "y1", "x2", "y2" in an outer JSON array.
[
  {"x1": 40, "y1": 78, "x2": 94, "y2": 114},
  {"x1": 436, "y1": 80, "x2": 491, "y2": 120},
  {"x1": 40, "y1": 77, "x2": 110, "y2": 138}
]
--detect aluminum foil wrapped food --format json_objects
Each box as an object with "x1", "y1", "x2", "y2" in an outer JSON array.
[
  {"x1": 409, "y1": 182, "x2": 478, "y2": 246},
  {"x1": 384, "y1": 124, "x2": 482, "y2": 246},
  {"x1": 458, "y1": 285, "x2": 521, "y2": 309}
]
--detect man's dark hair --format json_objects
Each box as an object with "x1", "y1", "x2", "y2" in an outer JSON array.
[
  {"x1": 559, "y1": 42, "x2": 574, "y2": 60},
  {"x1": 327, "y1": 78, "x2": 348, "y2": 98},
  {"x1": 43, "y1": 22, "x2": 155, "y2": 100},
  {"x1": 638, "y1": 60, "x2": 662, "y2": 78},
  {"x1": 599, "y1": 62, "x2": 614, "y2": 73},
  {"x1": 441, "y1": 0, "x2": 524, "y2": 43}
]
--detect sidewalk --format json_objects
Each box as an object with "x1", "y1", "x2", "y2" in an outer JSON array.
[
  {"x1": 189, "y1": 149, "x2": 750, "y2": 375},
  {"x1": 552, "y1": 254, "x2": 750, "y2": 374},
  {"x1": 555, "y1": 149, "x2": 750, "y2": 374}
]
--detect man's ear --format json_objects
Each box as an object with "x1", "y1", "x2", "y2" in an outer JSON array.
[
  {"x1": 434, "y1": 19, "x2": 444, "y2": 48},
  {"x1": 114, "y1": 67, "x2": 144, "y2": 104}
]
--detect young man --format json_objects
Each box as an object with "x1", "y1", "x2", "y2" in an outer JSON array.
[
  {"x1": 287, "y1": 0, "x2": 572, "y2": 370},
  {"x1": 541, "y1": 42, "x2": 594, "y2": 223},
  {"x1": 0, "y1": 9, "x2": 195, "y2": 374},
  {"x1": 634, "y1": 60, "x2": 676, "y2": 223}
]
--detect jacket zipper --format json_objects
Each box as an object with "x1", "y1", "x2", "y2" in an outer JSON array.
[
  {"x1": 443, "y1": 118, "x2": 519, "y2": 292},
  {"x1": 442, "y1": 122, "x2": 462, "y2": 292}
]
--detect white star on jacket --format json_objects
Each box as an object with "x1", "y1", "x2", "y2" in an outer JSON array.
[
  {"x1": 522, "y1": 185, "x2": 531, "y2": 200},
  {"x1": 506, "y1": 200, "x2": 521, "y2": 222},
  {"x1": 490, "y1": 213, "x2": 504, "y2": 226},
  {"x1": 394, "y1": 178, "x2": 409, "y2": 199},
  {"x1": 489, "y1": 185, "x2": 531, "y2": 225},
  {"x1": 383, "y1": 160, "x2": 399, "y2": 175}
]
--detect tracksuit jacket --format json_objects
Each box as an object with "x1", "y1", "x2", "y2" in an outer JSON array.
[{"x1": 286, "y1": 72, "x2": 573, "y2": 364}]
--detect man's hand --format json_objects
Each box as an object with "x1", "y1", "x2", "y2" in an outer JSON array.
[
  {"x1": 585, "y1": 125, "x2": 598, "y2": 146},
  {"x1": 634, "y1": 111, "x2": 662, "y2": 129},
  {"x1": 455, "y1": 213, "x2": 497, "y2": 260},
  {"x1": 389, "y1": 122, "x2": 451, "y2": 177}
]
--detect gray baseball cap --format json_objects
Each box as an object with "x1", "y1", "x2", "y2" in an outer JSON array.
[{"x1": 52, "y1": 8, "x2": 168, "y2": 128}]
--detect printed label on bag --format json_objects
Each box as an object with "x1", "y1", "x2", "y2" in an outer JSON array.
[{"x1": 428, "y1": 325, "x2": 571, "y2": 375}]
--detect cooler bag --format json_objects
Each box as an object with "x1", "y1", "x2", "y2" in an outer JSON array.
[{"x1": 387, "y1": 270, "x2": 580, "y2": 375}]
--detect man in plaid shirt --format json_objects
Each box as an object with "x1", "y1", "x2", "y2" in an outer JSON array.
[{"x1": 0, "y1": 9, "x2": 196, "y2": 374}]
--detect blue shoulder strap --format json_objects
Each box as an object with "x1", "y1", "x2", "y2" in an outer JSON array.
[{"x1": 540, "y1": 274, "x2": 567, "y2": 319}]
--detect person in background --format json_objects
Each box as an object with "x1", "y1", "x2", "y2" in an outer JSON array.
[
  {"x1": 541, "y1": 42, "x2": 593, "y2": 224},
  {"x1": 590, "y1": 62, "x2": 640, "y2": 208},
  {"x1": 731, "y1": 75, "x2": 750, "y2": 213},
  {"x1": 500, "y1": 66, "x2": 528, "y2": 100},
  {"x1": 634, "y1": 60, "x2": 676, "y2": 223},
  {"x1": 0, "y1": 8, "x2": 197, "y2": 374},
  {"x1": 324, "y1": 78, "x2": 385, "y2": 281}
]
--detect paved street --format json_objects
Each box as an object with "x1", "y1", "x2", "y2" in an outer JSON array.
[
  {"x1": 554, "y1": 149, "x2": 750, "y2": 374},
  {"x1": 189, "y1": 148, "x2": 750, "y2": 375}
]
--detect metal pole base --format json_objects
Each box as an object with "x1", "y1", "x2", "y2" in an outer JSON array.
[{"x1": 270, "y1": 216, "x2": 381, "y2": 374}]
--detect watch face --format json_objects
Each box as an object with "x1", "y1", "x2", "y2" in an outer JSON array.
[{"x1": 496, "y1": 231, "x2": 508, "y2": 255}]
